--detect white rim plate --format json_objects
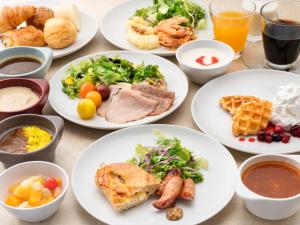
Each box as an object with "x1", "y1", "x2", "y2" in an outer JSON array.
[
  {"x1": 100, "y1": 0, "x2": 213, "y2": 56},
  {"x1": 72, "y1": 124, "x2": 237, "y2": 225},
  {"x1": 49, "y1": 51, "x2": 188, "y2": 129},
  {"x1": 192, "y1": 69, "x2": 300, "y2": 154},
  {"x1": 0, "y1": 0, "x2": 98, "y2": 59}
]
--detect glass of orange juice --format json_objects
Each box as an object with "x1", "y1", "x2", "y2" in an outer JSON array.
[{"x1": 210, "y1": 0, "x2": 256, "y2": 59}]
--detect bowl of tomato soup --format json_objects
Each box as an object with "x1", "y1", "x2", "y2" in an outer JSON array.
[{"x1": 236, "y1": 154, "x2": 300, "y2": 220}]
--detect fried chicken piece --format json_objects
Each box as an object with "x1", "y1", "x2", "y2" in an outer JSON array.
[
  {"x1": 2, "y1": 25, "x2": 46, "y2": 47},
  {"x1": 27, "y1": 7, "x2": 54, "y2": 30},
  {"x1": 0, "y1": 6, "x2": 36, "y2": 33}
]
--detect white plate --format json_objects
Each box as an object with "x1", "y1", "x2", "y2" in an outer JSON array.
[
  {"x1": 49, "y1": 51, "x2": 188, "y2": 129},
  {"x1": 72, "y1": 124, "x2": 237, "y2": 225},
  {"x1": 192, "y1": 69, "x2": 300, "y2": 154},
  {"x1": 100, "y1": 0, "x2": 213, "y2": 56},
  {"x1": 0, "y1": 0, "x2": 98, "y2": 59}
]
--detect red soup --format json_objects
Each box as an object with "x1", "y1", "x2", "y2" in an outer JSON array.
[{"x1": 242, "y1": 161, "x2": 300, "y2": 198}]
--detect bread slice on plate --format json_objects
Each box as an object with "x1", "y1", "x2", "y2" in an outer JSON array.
[{"x1": 95, "y1": 163, "x2": 160, "y2": 211}]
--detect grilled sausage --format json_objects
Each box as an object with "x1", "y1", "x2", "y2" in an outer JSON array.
[
  {"x1": 180, "y1": 178, "x2": 195, "y2": 200},
  {"x1": 153, "y1": 176, "x2": 183, "y2": 209},
  {"x1": 156, "y1": 168, "x2": 181, "y2": 196}
]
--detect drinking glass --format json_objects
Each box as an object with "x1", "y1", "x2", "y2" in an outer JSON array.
[
  {"x1": 209, "y1": 0, "x2": 256, "y2": 59},
  {"x1": 261, "y1": 1, "x2": 300, "y2": 70}
]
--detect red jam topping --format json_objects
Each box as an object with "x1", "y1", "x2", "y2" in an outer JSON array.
[
  {"x1": 248, "y1": 138, "x2": 256, "y2": 142},
  {"x1": 239, "y1": 137, "x2": 246, "y2": 142},
  {"x1": 195, "y1": 56, "x2": 219, "y2": 66}
]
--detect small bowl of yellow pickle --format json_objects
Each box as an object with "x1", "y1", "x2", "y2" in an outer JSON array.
[{"x1": 0, "y1": 114, "x2": 64, "y2": 168}]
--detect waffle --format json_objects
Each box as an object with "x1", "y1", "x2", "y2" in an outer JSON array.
[
  {"x1": 219, "y1": 96, "x2": 260, "y2": 115},
  {"x1": 232, "y1": 100, "x2": 273, "y2": 136}
]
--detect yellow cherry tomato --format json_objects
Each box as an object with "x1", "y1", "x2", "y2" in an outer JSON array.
[
  {"x1": 85, "y1": 91, "x2": 102, "y2": 107},
  {"x1": 79, "y1": 82, "x2": 96, "y2": 98},
  {"x1": 77, "y1": 99, "x2": 96, "y2": 119}
]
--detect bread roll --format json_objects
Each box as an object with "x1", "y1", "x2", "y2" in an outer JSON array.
[{"x1": 44, "y1": 18, "x2": 77, "y2": 49}]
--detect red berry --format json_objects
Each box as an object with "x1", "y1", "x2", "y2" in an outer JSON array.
[
  {"x1": 257, "y1": 131, "x2": 266, "y2": 142},
  {"x1": 265, "y1": 135, "x2": 273, "y2": 143},
  {"x1": 44, "y1": 177, "x2": 58, "y2": 190},
  {"x1": 274, "y1": 125, "x2": 284, "y2": 134},
  {"x1": 281, "y1": 133, "x2": 291, "y2": 143},
  {"x1": 290, "y1": 125, "x2": 300, "y2": 137}
]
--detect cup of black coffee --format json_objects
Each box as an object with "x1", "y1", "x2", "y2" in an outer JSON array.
[{"x1": 261, "y1": 1, "x2": 300, "y2": 70}]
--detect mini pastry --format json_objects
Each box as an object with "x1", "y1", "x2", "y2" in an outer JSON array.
[
  {"x1": 27, "y1": 7, "x2": 54, "y2": 30},
  {"x1": 95, "y1": 163, "x2": 160, "y2": 211},
  {"x1": 43, "y1": 18, "x2": 77, "y2": 49},
  {"x1": 0, "y1": 6, "x2": 36, "y2": 33},
  {"x1": 2, "y1": 25, "x2": 46, "y2": 47}
]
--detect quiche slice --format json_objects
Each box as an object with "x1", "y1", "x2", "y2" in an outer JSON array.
[{"x1": 95, "y1": 163, "x2": 160, "y2": 211}]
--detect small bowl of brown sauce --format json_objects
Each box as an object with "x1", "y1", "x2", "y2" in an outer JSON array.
[
  {"x1": 237, "y1": 154, "x2": 300, "y2": 220},
  {"x1": 0, "y1": 78, "x2": 49, "y2": 120},
  {"x1": 0, "y1": 47, "x2": 52, "y2": 79},
  {"x1": 0, "y1": 114, "x2": 64, "y2": 168}
]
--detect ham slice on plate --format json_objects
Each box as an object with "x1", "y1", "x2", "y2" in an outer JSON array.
[
  {"x1": 105, "y1": 89, "x2": 158, "y2": 123},
  {"x1": 97, "y1": 83, "x2": 131, "y2": 117},
  {"x1": 131, "y1": 83, "x2": 175, "y2": 115}
]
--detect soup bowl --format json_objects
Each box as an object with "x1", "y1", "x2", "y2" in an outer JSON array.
[
  {"x1": 0, "y1": 161, "x2": 69, "y2": 222},
  {"x1": 236, "y1": 154, "x2": 300, "y2": 220},
  {"x1": 0, "y1": 78, "x2": 49, "y2": 120},
  {"x1": 0, "y1": 47, "x2": 53, "y2": 79},
  {"x1": 0, "y1": 114, "x2": 64, "y2": 168}
]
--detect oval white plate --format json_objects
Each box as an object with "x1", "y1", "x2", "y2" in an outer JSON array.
[
  {"x1": 72, "y1": 124, "x2": 237, "y2": 225},
  {"x1": 49, "y1": 51, "x2": 188, "y2": 129},
  {"x1": 192, "y1": 69, "x2": 300, "y2": 154},
  {"x1": 0, "y1": 0, "x2": 98, "y2": 59},
  {"x1": 100, "y1": 0, "x2": 213, "y2": 56}
]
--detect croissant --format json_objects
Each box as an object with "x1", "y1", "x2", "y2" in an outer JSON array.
[
  {"x1": 0, "y1": 6, "x2": 36, "y2": 33},
  {"x1": 2, "y1": 25, "x2": 46, "y2": 47}
]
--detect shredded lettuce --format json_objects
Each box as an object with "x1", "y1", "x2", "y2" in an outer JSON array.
[
  {"x1": 134, "y1": 0, "x2": 206, "y2": 29},
  {"x1": 62, "y1": 56, "x2": 165, "y2": 99},
  {"x1": 128, "y1": 129, "x2": 209, "y2": 183}
]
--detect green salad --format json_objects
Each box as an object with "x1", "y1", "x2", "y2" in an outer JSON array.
[
  {"x1": 128, "y1": 130, "x2": 209, "y2": 183},
  {"x1": 134, "y1": 0, "x2": 207, "y2": 29},
  {"x1": 62, "y1": 56, "x2": 165, "y2": 98}
]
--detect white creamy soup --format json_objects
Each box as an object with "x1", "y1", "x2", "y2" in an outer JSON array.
[
  {"x1": 0, "y1": 86, "x2": 39, "y2": 112},
  {"x1": 181, "y1": 47, "x2": 230, "y2": 69}
]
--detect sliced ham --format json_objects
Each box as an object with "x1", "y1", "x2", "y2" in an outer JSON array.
[
  {"x1": 131, "y1": 83, "x2": 175, "y2": 100},
  {"x1": 105, "y1": 89, "x2": 158, "y2": 123},
  {"x1": 131, "y1": 83, "x2": 175, "y2": 115},
  {"x1": 97, "y1": 83, "x2": 131, "y2": 117},
  {"x1": 139, "y1": 93, "x2": 173, "y2": 116}
]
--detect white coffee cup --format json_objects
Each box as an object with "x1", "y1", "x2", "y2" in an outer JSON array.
[{"x1": 236, "y1": 154, "x2": 300, "y2": 220}]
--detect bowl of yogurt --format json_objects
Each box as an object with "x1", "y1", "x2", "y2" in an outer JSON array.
[
  {"x1": 176, "y1": 40, "x2": 235, "y2": 85},
  {"x1": 0, "y1": 78, "x2": 49, "y2": 120}
]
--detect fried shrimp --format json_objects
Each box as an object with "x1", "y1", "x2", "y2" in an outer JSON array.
[
  {"x1": 155, "y1": 16, "x2": 195, "y2": 49},
  {"x1": 155, "y1": 16, "x2": 190, "y2": 37}
]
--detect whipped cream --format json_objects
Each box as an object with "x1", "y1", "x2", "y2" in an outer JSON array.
[{"x1": 271, "y1": 83, "x2": 300, "y2": 130}]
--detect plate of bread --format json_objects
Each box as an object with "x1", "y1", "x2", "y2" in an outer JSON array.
[
  {"x1": 72, "y1": 124, "x2": 237, "y2": 225},
  {"x1": 192, "y1": 69, "x2": 300, "y2": 154},
  {"x1": 0, "y1": 0, "x2": 98, "y2": 58}
]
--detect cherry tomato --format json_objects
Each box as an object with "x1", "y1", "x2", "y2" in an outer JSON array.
[
  {"x1": 85, "y1": 91, "x2": 102, "y2": 107},
  {"x1": 79, "y1": 82, "x2": 96, "y2": 98},
  {"x1": 77, "y1": 99, "x2": 96, "y2": 119},
  {"x1": 44, "y1": 178, "x2": 58, "y2": 190}
]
